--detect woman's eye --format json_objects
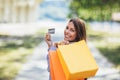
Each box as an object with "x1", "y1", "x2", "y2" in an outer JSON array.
[
  {"x1": 66, "y1": 26, "x2": 75, "y2": 32},
  {"x1": 66, "y1": 26, "x2": 68, "y2": 29},
  {"x1": 70, "y1": 29, "x2": 75, "y2": 32}
]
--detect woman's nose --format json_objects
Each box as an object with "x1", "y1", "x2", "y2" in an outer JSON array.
[{"x1": 66, "y1": 29, "x2": 70, "y2": 33}]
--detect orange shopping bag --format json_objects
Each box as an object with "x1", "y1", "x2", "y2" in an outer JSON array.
[
  {"x1": 49, "y1": 50, "x2": 84, "y2": 80},
  {"x1": 49, "y1": 50, "x2": 66, "y2": 80},
  {"x1": 57, "y1": 40, "x2": 99, "y2": 80}
]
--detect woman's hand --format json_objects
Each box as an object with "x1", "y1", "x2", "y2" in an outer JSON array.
[
  {"x1": 61, "y1": 40, "x2": 69, "y2": 45},
  {"x1": 54, "y1": 40, "x2": 69, "y2": 48},
  {"x1": 45, "y1": 33, "x2": 53, "y2": 48}
]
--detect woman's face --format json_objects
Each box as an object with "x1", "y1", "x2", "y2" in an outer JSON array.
[{"x1": 64, "y1": 22, "x2": 77, "y2": 42}]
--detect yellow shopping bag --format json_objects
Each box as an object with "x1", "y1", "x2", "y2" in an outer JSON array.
[
  {"x1": 57, "y1": 40, "x2": 98, "y2": 80},
  {"x1": 49, "y1": 50, "x2": 85, "y2": 80}
]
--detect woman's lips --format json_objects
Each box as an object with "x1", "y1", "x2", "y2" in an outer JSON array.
[{"x1": 64, "y1": 35, "x2": 70, "y2": 40}]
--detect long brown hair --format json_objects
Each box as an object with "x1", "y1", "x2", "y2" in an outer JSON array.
[{"x1": 69, "y1": 18, "x2": 86, "y2": 42}]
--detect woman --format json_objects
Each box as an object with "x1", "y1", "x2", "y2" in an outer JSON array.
[{"x1": 45, "y1": 18, "x2": 87, "y2": 80}]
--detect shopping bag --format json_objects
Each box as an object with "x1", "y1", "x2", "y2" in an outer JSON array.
[
  {"x1": 49, "y1": 50, "x2": 85, "y2": 80},
  {"x1": 49, "y1": 53, "x2": 55, "y2": 80},
  {"x1": 57, "y1": 40, "x2": 98, "y2": 80},
  {"x1": 49, "y1": 50, "x2": 66, "y2": 80}
]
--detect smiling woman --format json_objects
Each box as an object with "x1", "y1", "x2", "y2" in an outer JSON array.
[{"x1": 45, "y1": 17, "x2": 87, "y2": 80}]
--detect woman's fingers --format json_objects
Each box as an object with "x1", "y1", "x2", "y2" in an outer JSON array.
[
  {"x1": 45, "y1": 33, "x2": 53, "y2": 48},
  {"x1": 45, "y1": 33, "x2": 51, "y2": 41},
  {"x1": 62, "y1": 40, "x2": 69, "y2": 45}
]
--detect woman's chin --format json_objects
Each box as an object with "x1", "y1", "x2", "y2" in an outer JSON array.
[{"x1": 64, "y1": 38, "x2": 69, "y2": 41}]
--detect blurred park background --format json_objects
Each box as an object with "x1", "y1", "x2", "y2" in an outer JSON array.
[{"x1": 0, "y1": 0, "x2": 120, "y2": 80}]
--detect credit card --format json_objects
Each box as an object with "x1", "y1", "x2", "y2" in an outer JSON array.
[{"x1": 48, "y1": 28, "x2": 55, "y2": 34}]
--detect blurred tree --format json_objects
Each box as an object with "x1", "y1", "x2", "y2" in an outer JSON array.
[{"x1": 68, "y1": 0, "x2": 120, "y2": 21}]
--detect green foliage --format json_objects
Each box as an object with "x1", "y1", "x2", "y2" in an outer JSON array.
[
  {"x1": 0, "y1": 48, "x2": 33, "y2": 80},
  {"x1": 0, "y1": 36, "x2": 43, "y2": 53},
  {"x1": 69, "y1": 0, "x2": 120, "y2": 21},
  {"x1": 98, "y1": 45, "x2": 120, "y2": 66},
  {"x1": 87, "y1": 26, "x2": 120, "y2": 67},
  {"x1": 0, "y1": 58, "x2": 24, "y2": 80},
  {"x1": 0, "y1": 35, "x2": 44, "y2": 80}
]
